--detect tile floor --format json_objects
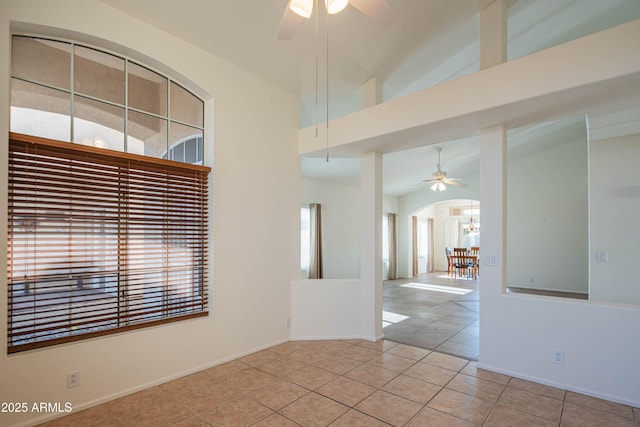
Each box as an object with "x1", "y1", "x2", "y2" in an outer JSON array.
[
  {"x1": 383, "y1": 272, "x2": 480, "y2": 360},
  {"x1": 39, "y1": 339, "x2": 639, "y2": 426}
]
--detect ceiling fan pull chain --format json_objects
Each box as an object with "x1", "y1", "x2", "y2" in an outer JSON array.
[
  {"x1": 325, "y1": 0, "x2": 330, "y2": 162},
  {"x1": 315, "y1": 0, "x2": 319, "y2": 139}
]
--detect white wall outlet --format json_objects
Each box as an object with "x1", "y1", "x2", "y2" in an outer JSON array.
[
  {"x1": 67, "y1": 370, "x2": 80, "y2": 388},
  {"x1": 286, "y1": 318, "x2": 291, "y2": 328},
  {"x1": 552, "y1": 349, "x2": 564, "y2": 365}
]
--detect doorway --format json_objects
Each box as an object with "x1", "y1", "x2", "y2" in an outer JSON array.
[{"x1": 383, "y1": 199, "x2": 480, "y2": 360}]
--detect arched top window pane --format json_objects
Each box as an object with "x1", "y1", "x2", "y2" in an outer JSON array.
[
  {"x1": 12, "y1": 36, "x2": 71, "y2": 90},
  {"x1": 74, "y1": 45, "x2": 125, "y2": 104},
  {"x1": 170, "y1": 81, "x2": 204, "y2": 127},
  {"x1": 128, "y1": 62, "x2": 168, "y2": 116},
  {"x1": 10, "y1": 78, "x2": 71, "y2": 142},
  {"x1": 73, "y1": 95, "x2": 125, "y2": 152}
]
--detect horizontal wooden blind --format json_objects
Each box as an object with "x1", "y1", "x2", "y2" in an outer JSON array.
[{"x1": 7, "y1": 132, "x2": 210, "y2": 353}]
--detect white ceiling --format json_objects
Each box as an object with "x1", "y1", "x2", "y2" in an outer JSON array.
[{"x1": 100, "y1": 0, "x2": 640, "y2": 196}]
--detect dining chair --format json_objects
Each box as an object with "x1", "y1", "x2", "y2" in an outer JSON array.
[
  {"x1": 445, "y1": 247, "x2": 454, "y2": 277},
  {"x1": 453, "y1": 248, "x2": 474, "y2": 279},
  {"x1": 469, "y1": 246, "x2": 479, "y2": 277}
]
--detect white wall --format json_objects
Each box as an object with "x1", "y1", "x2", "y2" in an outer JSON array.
[
  {"x1": 506, "y1": 135, "x2": 589, "y2": 293},
  {"x1": 291, "y1": 279, "x2": 364, "y2": 339},
  {"x1": 480, "y1": 122, "x2": 640, "y2": 408},
  {"x1": 0, "y1": 1, "x2": 300, "y2": 426},
  {"x1": 300, "y1": 177, "x2": 399, "y2": 279},
  {"x1": 301, "y1": 177, "x2": 361, "y2": 278},
  {"x1": 589, "y1": 132, "x2": 640, "y2": 304}
]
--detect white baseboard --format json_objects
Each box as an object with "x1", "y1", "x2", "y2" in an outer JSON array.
[{"x1": 477, "y1": 362, "x2": 640, "y2": 408}]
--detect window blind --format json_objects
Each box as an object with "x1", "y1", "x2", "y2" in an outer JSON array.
[{"x1": 7, "y1": 132, "x2": 210, "y2": 353}]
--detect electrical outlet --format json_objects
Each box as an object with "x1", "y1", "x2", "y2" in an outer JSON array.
[
  {"x1": 552, "y1": 349, "x2": 564, "y2": 365},
  {"x1": 67, "y1": 370, "x2": 80, "y2": 388}
]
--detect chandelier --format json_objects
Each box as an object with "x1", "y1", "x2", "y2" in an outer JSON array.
[{"x1": 464, "y1": 200, "x2": 480, "y2": 233}]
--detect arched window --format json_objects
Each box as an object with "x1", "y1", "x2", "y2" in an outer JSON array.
[
  {"x1": 10, "y1": 36, "x2": 205, "y2": 163},
  {"x1": 7, "y1": 35, "x2": 210, "y2": 353}
]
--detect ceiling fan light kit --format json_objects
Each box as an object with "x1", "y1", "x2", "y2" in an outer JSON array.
[
  {"x1": 423, "y1": 147, "x2": 467, "y2": 192},
  {"x1": 430, "y1": 182, "x2": 446, "y2": 192},
  {"x1": 325, "y1": 0, "x2": 349, "y2": 14},
  {"x1": 289, "y1": 0, "x2": 313, "y2": 18},
  {"x1": 289, "y1": 0, "x2": 348, "y2": 18}
]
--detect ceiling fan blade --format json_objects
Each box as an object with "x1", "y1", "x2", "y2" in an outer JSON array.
[
  {"x1": 445, "y1": 179, "x2": 468, "y2": 188},
  {"x1": 422, "y1": 179, "x2": 438, "y2": 184},
  {"x1": 349, "y1": 0, "x2": 397, "y2": 26},
  {"x1": 277, "y1": 5, "x2": 305, "y2": 40}
]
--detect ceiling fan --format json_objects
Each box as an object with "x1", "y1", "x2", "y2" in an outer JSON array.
[
  {"x1": 277, "y1": 0, "x2": 397, "y2": 40},
  {"x1": 423, "y1": 147, "x2": 468, "y2": 192}
]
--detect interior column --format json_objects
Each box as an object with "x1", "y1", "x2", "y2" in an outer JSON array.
[
  {"x1": 361, "y1": 151, "x2": 383, "y2": 341},
  {"x1": 478, "y1": 0, "x2": 507, "y2": 362}
]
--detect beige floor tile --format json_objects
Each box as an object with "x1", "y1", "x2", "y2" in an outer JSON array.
[
  {"x1": 460, "y1": 362, "x2": 511, "y2": 385},
  {"x1": 106, "y1": 387, "x2": 168, "y2": 419},
  {"x1": 565, "y1": 391, "x2": 635, "y2": 420},
  {"x1": 201, "y1": 359, "x2": 252, "y2": 383},
  {"x1": 171, "y1": 415, "x2": 211, "y2": 427},
  {"x1": 38, "y1": 404, "x2": 114, "y2": 427},
  {"x1": 311, "y1": 354, "x2": 363, "y2": 375},
  {"x1": 422, "y1": 352, "x2": 469, "y2": 372},
  {"x1": 252, "y1": 413, "x2": 301, "y2": 426},
  {"x1": 177, "y1": 386, "x2": 236, "y2": 414},
  {"x1": 320, "y1": 340, "x2": 355, "y2": 354},
  {"x1": 250, "y1": 379, "x2": 309, "y2": 411},
  {"x1": 406, "y1": 407, "x2": 477, "y2": 427},
  {"x1": 498, "y1": 386, "x2": 563, "y2": 423},
  {"x1": 561, "y1": 401, "x2": 636, "y2": 427},
  {"x1": 507, "y1": 377, "x2": 566, "y2": 400},
  {"x1": 289, "y1": 348, "x2": 332, "y2": 365},
  {"x1": 367, "y1": 353, "x2": 418, "y2": 373},
  {"x1": 116, "y1": 399, "x2": 194, "y2": 427},
  {"x1": 316, "y1": 376, "x2": 377, "y2": 406},
  {"x1": 386, "y1": 343, "x2": 431, "y2": 360},
  {"x1": 228, "y1": 367, "x2": 278, "y2": 392},
  {"x1": 355, "y1": 390, "x2": 423, "y2": 426},
  {"x1": 340, "y1": 344, "x2": 382, "y2": 362},
  {"x1": 330, "y1": 409, "x2": 391, "y2": 426},
  {"x1": 240, "y1": 348, "x2": 282, "y2": 367},
  {"x1": 382, "y1": 374, "x2": 442, "y2": 404},
  {"x1": 200, "y1": 396, "x2": 273, "y2": 426},
  {"x1": 254, "y1": 357, "x2": 308, "y2": 377},
  {"x1": 404, "y1": 361, "x2": 458, "y2": 386},
  {"x1": 427, "y1": 388, "x2": 494, "y2": 424},
  {"x1": 484, "y1": 404, "x2": 557, "y2": 427},
  {"x1": 345, "y1": 363, "x2": 400, "y2": 388},
  {"x1": 269, "y1": 340, "x2": 309, "y2": 355},
  {"x1": 446, "y1": 373, "x2": 506, "y2": 403},
  {"x1": 283, "y1": 365, "x2": 338, "y2": 390},
  {"x1": 356, "y1": 339, "x2": 398, "y2": 352},
  {"x1": 280, "y1": 392, "x2": 349, "y2": 426}
]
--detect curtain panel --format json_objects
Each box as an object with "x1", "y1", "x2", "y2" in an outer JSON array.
[
  {"x1": 308, "y1": 203, "x2": 323, "y2": 279},
  {"x1": 387, "y1": 213, "x2": 398, "y2": 280}
]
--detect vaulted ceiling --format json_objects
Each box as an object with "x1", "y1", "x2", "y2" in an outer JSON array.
[{"x1": 100, "y1": 0, "x2": 640, "y2": 196}]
